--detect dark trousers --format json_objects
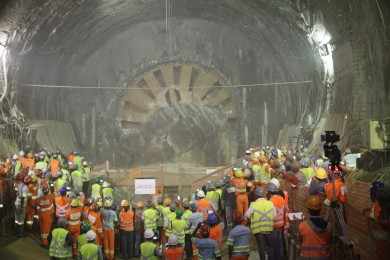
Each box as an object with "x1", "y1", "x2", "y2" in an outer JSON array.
[
  {"x1": 255, "y1": 232, "x2": 275, "y2": 260},
  {"x1": 82, "y1": 181, "x2": 90, "y2": 197},
  {"x1": 133, "y1": 229, "x2": 142, "y2": 257},
  {"x1": 273, "y1": 229, "x2": 285, "y2": 260},
  {"x1": 120, "y1": 230, "x2": 134, "y2": 260},
  {"x1": 185, "y1": 234, "x2": 193, "y2": 258}
]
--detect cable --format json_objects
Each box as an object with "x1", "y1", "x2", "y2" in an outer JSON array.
[{"x1": 21, "y1": 80, "x2": 313, "y2": 91}]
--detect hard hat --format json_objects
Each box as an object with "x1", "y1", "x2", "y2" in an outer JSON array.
[
  {"x1": 144, "y1": 229, "x2": 154, "y2": 239},
  {"x1": 254, "y1": 187, "x2": 264, "y2": 197},
  {"x1": 267, "y1": 183, "x2": 279, "y2": 193},
  {"x1": 306, "y1": 195, "x2": 322, "y2": 210},
  {"x1": 207, "y1": 211, "x2": 218, "y2": 225},
  {"x1": 315, "y1": 168, "x2": 328, "y2": 180},
  {"x1": 233, "y1": 168, "x2": 244, "y2": 178},
  {"x1": 102, "y1": 181, "x2": 110, "y2": 188},
  {"x1": 86, "y1": 230, "x2": 97, "y2": 241},
  {"x1": 175, "y1": 209, "x2": 184, "y2": 219},
  {"x1": 136, "y1": 201, "x2": 144, "y2": 208},
  {"x1": 19, "y1": 150, "x2": 25, "y2": 157},
  {"x1": 82, "y1": 161, "x2": 88, "y2": 166},
  {"x1": 12, "y1": 154, "x2": 18, "y2": 160},
  {"x1": 163, "y1": 197, "x2": 172, "y2": 207},
  {"x1": 269, "y1": 178, "x2": 280, "y2": 189},
  {"x1": 121, "y1": 200, "x2": 129, "y2": 207},
  {"x1": 196, "y1": 190, "x2": 205, "y2": 198},
  {"x1": 167, "y1": 235, "x2": 178, "y2": 246},
  {"x1": 245, "y1": 149, "x2": 252, "y2": 155},
  {"x1": 71, "y1": 198, "x2": 81, "y2": 207},
  {"x1": 59, "y1": 187, "x2": 67, "y2": 196},
  {"x1": 247, "y1": 181, "x2": 254, "y2": 188}
]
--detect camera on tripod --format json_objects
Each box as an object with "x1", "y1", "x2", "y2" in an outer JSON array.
[{"x1": 321, "y1": 131, "x2": 341, "y2": 166}]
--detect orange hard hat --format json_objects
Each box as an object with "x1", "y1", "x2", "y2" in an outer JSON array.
[{"x1": 306, "y1": 195, "x2": 322, "y2": 210}]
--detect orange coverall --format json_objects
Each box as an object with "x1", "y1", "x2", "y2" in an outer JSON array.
[{"x1": 37, "y1": 193, "x2": 54, "y2": 246}]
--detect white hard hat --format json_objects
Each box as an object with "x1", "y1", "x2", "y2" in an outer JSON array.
[
  {"x1": 197, "y1": 190, "x2": 205, "y2": 198},
  {"x1": 19, "y1": 151, "x2": 25, "y2": 157},
  {"x1": 144, "y1": 229, "x2": 154, "y2": 239},
  {"x1": 86, "y1": 230, "x2": 96, "y2": 241},
  {"x1": 12, "y1": 154, "x2": 18, "y2": 160},
  {"x1": 102, "y1": 181, "x2": 110, "y2": 188},
  {"x1": 270, "y1": 178, "x2": 280, "y2": 189}
]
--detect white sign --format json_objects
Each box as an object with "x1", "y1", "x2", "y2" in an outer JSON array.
[{"x1": 134, "y1": 179, "x2": 156, "y2": 195}]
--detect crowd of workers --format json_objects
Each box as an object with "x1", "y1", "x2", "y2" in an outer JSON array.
[{"x1": 0, "y1": 145, "x2": 388, "y2": 260}]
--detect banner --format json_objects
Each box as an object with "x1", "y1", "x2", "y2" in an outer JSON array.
[{"x1": 134, "y1": 178, "x2": 156, "y2": 195}]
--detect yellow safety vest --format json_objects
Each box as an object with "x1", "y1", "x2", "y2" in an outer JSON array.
[
  {"x1": 172, "y1": 219, "x2": 187, "y2": 244},
  {"x1": 250, "y1": 199, "x2": 274, "y2": 234},
  {"x1": 144, "y1": 208, "x2": 158, "y2": 231}
]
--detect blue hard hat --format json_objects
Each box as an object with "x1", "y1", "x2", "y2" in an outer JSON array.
[
  {"x1": 207, "y1": 211, "x2": 218, "y2": 225},
  {"x1": 255, "y1": 187, "x2": 264, "y2": 197},
  {"x1": 59, "y1": 187, "x2": 67, "y2": 196}
]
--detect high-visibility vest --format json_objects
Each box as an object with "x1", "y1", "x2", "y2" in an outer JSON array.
[
  {"x1": 252, "y1": 164, "x2": 264, "y2": 181},
  {"x1": 182, "y1": 209, "x2": 192, "y2": 234},
  {"x1": 82, "y1": 167, "x2": 91, "y2": 182},
  {"x1": 74, "y1": 156, "x2": 83, "y2": 170},
  {"x1": 166, "y1": 211, "x2": 176, "y2": 236},
  {"x1": 55, "y1": 176, "x2": 66, "y2": 192},
  {"x1": 35, "y1": 161, "x2": 48, "y2": 171},
  {"x1": 324, "y1": 178, "x2": 347, "y2": 204},
  {"x1": 71, "y1": 170, "x2": 83, "y2": 192},
  {"x1": 22, "y1": 158, "x2": 35, "y2": 170},
  {"x1": 119, "y1": 209, "x2": 134, "y2": 231},
  {"x1": 68, "y1": 207, "x2": 82, "y2": 231},
  {"x1": 50, "y1": 159, "x2": 60, "y2": 174},
  {"x1": 140, "y1": 241, "x2": 158, "y2": 260},
  {"x1": 144, "y1": 208, "x2": 158, "y2": 231},
  {"x1": 206, "y1": 191, "x2": 220, "y2": 211},
  {"x1": 88, "y1": 210, "x2": 103, "y2": 233},
  {"x1": 78, "y1": 234, "x2": 88, "y2": 250},
  {"x1": 196, "y1": 199, "x2": 212, "y2": 220},
  {"x1": 49, "y1": 228, "x2": 72, "y2": 258},
  {"x1": 270, "y1": 195, "x2": 289, "y2": 230},
  {"x1": 249, "y1": 199, "x2": 274, "y2": 234},
  {"x1": 301, "y1": 167, "x2": 316, "y2": 183},
  {"x1": 91, "y1": 184, "x2": 102, "y2": 200},
  {"x1": 102, "y1": 187, "x2": 113, "y2": 199},
  {"x1": 80, "y1": 243, "x2": 99, "y2": 260},
  {"x1": 162, "y1": 206, "x2": 171, "y2": 228},
  {"x1": 299, "y1": 221, "x2": 331, "y2": 257},
  {"x1": 55, "y1": 196, "x2": 70, "y2": 219},
  {"x1": 38, "y1": 194, "x2": 54, "y2": 214},
  {"x1": 172, "y1": 219, "x2": 187, "y2": 244}
]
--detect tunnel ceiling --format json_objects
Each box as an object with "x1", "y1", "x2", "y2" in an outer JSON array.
[
  {"x1": 1, "y1": 0, "x2": 332, "y2": 166},
  {"x1": 10, "y1": 0, "x2": 313, "y2": 83}
]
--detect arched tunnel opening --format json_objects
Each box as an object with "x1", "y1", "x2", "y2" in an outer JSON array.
[{"x1": 0, "y1": 0, "x2": 389, "y2": 259}]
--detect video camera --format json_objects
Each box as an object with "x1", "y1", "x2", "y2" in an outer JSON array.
[{"x1": 321, "y1": 131, "x2": 341, "y2": 167}]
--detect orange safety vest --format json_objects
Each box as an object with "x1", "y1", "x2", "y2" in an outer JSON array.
[
  {"x1": 197, "y1": 198, "x2": 212, "y2": 220},
  {"x1": 55, "y1": 196, "x2": 71, "y2": 219},
  {"x1": 68, "y1": 207, "x2": 82, "y2": 231},
  {"x1": 28, "y1": 183, "x2": 39, "y2": 202},
  {"x1": 299, "y1": 221, "x2": 331, "y2": 258},
  {"x1": 88, "y1": 210, "x2": 103, "y2": 233},
  {"x1": 119, "y1": 209, "x2": 134, "y2": 231},
  {"x1": 165, "y1": 246, "x2": 184, "y2": 260},
  {"x1": 38, "y1": 194, "x2": 54, "y2": 214},
  {"x1": 324, "y1": 178, "x2": 347, "y2": 204},
  {"x1": 270, "y1": 195, "x2": 289, "y2": 230},
  {"x1": 231, "y1": 177, "x2": 247, "y2": 193},
  {"x1": 22, "y1": 158, "x2": 35, "y2": 170},
  {"x1": 50, "y1": 159, "x2": 60, "y2": 174}
]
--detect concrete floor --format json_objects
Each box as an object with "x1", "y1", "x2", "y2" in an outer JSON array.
[
  {"x1": 0, "y1": 236, "x2": 261, "y2": 260},
  {"x1": 0, "y1": 237, "x2": 47, "y2": 260}
]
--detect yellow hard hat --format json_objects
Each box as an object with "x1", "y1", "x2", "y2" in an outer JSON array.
[
  {"x1": 233, "y1": 168, "x2": 244, "y2": 178},
  {"x1": 306, "y1": 195, "x2": 322, "y2": 210},
  {"x1": 121, "y1": 200, "x2": 129, "y2": 207},
  {"x1": 137, "y1": 201, "x2": 144, "y2": 208},
  {"x1": 315, "y1": 168, "x2": 328, "y2": 180},
  {"x1": 163, "y1": 197, "x2": 172, "y2": 207}
]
